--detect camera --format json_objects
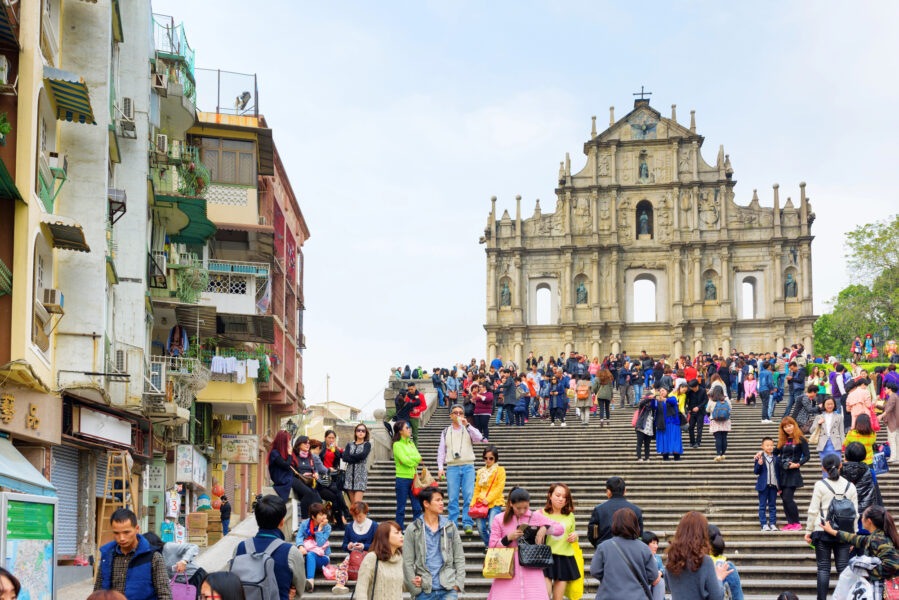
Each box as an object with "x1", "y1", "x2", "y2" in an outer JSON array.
[{"x1": 453, "y1": 452, "x2": 461, "y2": 459}]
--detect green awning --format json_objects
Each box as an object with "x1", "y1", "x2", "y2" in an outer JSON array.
[
  {"x1": 155, "y1": 194, "x2": 216, "y2": 244},
  {"x1": 40, "y1": 214, "x2": 91, "y2": 252},
  {"x1": 0, "y1": 155, "x2": 21, "y2": 201},
  {"x1": 43, "y1": 66, "x2": 96, "y2": 125}
]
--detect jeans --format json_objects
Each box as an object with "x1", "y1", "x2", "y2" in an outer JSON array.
[
  {"x1": 305, "y1": 552, "x2": 329, "y2": 579},
  {"x1": 503, "y1": 406, "x2": 514, "y2": 425},
  {"x1": 714, "y1": 431, "x2": 728, "y2": 456},
  {"x1": 551, "y1": 407, "x2": 566, "y2": 423},
  {"x1": 437, "y1": 388, "x2": 445, "y2": 407},
  {"x1": 473, "y1": 414, "x2": 490, "y2": 440},
  {"x1": 446, "y1": 464, "x2": 475, "y2": 529},
  {"x1": 222, "y1": 519, "x2": 230, "y2": 536},
  {"x1": 416, "y1": 591, "x2": 458, "y2": 600},
  {"x1": 781, "y1": 486, "x2": 799, "y2": 524},
  {"x1": 717, "y1": 560, "x2": 744, "y2": 600},
  {"x1": 814, "y1": 535, "x2": 851, "y2": 600},
  {"x1": 782, "y1": 388, "x2": 796, "y2": 419},
  {"x1": 758, "y1": 486, "x2": 777, "y2": 525},
  {"x1": 395, "y1": 477, "x2": 422, "y2": 530},
  {"x1": 636, "y1": 432, "x2": 651, "y2": 460},
  {"x1": 688, "y1": 412, "x2": 704, "y2": 446},
  {"x1": 495, "y1": 406, "x2": 505, "y2": 425},
  {"x1": 596, "y1": 398, "x2": 610, "y2": 420},
  {"x1": 514, "y1": 410, "x2": 526, "y2": 426},
  {"x1": 477, "y1": 505, "x2": 503, "y2": 547},
  {"x1": 633, "y1": 384, "x2": 643, "y2": 403},
  {"x1": 759, "y1": 390, "x2": 772, "y2": 421}
]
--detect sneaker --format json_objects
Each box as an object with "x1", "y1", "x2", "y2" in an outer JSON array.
[
  {"x1": 550, "y1": 422, "x2": 555, "y2": 427},
  {"x1": 305, "y1": 579, "x2": 315, "y2": 592},
  {"x1": 464, "y1": 526, "x2": 474, "y2": 535},
  {"x1": 636, "y1": 458, "x2": 644, "y2": 462},
  {"x1": 333, "y1": 585, "x2": 350, "y2": 594},
  {"x1": 761, "y1": 525, "x2": 769, "y2": 532}
]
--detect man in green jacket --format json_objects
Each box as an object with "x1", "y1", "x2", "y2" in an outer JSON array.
[{"x1": 403, "y1": 487, "x2": 466, "y2": 600}]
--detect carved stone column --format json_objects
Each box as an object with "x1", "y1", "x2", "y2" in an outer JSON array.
[
  {"x1": 563, "y1": 251, "x2": 573, "y2": 323},
  {"x1": 691, "y1": 187, "x2": 699, "y2": 239},
  {"x1": 672, "y1": 248, "x2": 683, "y2": 323},
  {"x1": 610, "y1": 144, "x2": 618, "y2": 185},
  {"x1": 719, "y1": 183, "x2": 727, "y2": 233},
  {"x1": 610, "y1": 250, "x2": 620, "y2": 322},
  {"x1": 694, "y1": 327, "x2": 703, "y2": 355},
  {"x1": 720, "y1": 248, "x2": 731, "y2": 318},
  {"x1": 801, "y1": 245, "x2": 812, "y2": 300},
  {"x1": 773, "y1": 245, "x2": 784, "y2": 317},
  {"x1": 610, "y1": 190, "x2": 619, "y2": 233},
  {"x1": 591, "y1": 252, "x2": 600, "y2": 320},
  {"x1": 591, "y1": 190, "x2": 599, "y2": 234},
  {"x1": 487, "y1": 254, "x2": 497, "y2": 322},
  {"x1": 691, "y1": 140, "x2": 699, "y2": 181},
  {"x1": 514, "y1": 254, "x2": 524, "y2": 324},
  {"x1": 692, "y1": 248, "x2": 702, "y2": 318},
  {"x1": 592, "y1": 340, "x2": 601, "y2": 361}
]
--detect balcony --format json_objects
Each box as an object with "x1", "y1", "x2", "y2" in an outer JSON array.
[
  {"x1": 151, "y1": 158, "x2": 216, "y2": 247},
  {"x1": 144, "y1": 355, "x2": 210, "y2": 425}
]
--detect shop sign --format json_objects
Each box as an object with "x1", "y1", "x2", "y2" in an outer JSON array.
[
  {"x1": 77, "y1": 406, "x2": 132, "y2": 446},
  {"x1": 0, "y1": 385, "x2": 61, "y2": 445},
  {"x1": 220, "y1": 434, "x2": 258, "y2": 464},
  {"x1": 147, "y1": 461, "x2": 165, "y2": 492},
  {"x1": 175, "y1": 445, "x2": 207, "y2": 489}
]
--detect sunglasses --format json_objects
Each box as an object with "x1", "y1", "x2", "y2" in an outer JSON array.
[
  {"x1": 451, "y1": 410, "x2": 464, "y2": 415},
  {"x1": 484, "y1": 456, "x2": 496, "y2": 462},
  {"x1": 355, "y1": 428, "x2": 366, "y2": 432}
]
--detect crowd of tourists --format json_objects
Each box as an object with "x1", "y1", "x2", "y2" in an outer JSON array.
[{"x1": 71, "y1": 345, "x2": 899, "y2": 600}]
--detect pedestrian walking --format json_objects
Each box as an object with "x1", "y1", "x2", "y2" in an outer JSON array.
[
  {"x1": 354, "y1": 522, "x2": 408, "y2": 600},
  {"x1": 634, "y1": 390, "x2": 655, "y2": 462},
  {"x1": 707, "y1": 386, "x2": 732, "y2": 461},
  {"x1": 474, "y1": 446, "x2": 506, "y2": 548},
  {"x1": 437, "y1": 404, "x2": 483, "y2": 535},
  {"x1": 686, "y1": 379, "x2": 709, "y2": 449},
  {"x1": 403, "y1": 487, "x2": 466, "y2": 600},
  {"x1": 94, "y1": 508, "x2": 173, "y2": 600},
  {"x1": 591, "y1": 369, "x2": 614, "y2": 426},
  {"x1": 654, "y1": 383, "x2": 684, "y2": 461},
  {"x1": 809, "y1": 396, "x2": 844, "y2": 465}
]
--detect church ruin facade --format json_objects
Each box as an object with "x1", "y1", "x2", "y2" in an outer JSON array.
[{"x1": 481, "y1": 98, "x2": 816, "y2": 364}]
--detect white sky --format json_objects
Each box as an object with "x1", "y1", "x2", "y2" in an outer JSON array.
[{"x1": 151, "y1": 1, "x2": 899, "y2": 416}]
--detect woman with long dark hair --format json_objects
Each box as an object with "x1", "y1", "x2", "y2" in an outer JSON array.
[
  {"x1": 200, "y1": 572, "x2": 246, "y2": 600},
  {"x1": 356, "y1": 521, "x2": 406, "y2": 600},
  {"x1": 822, "y1": 505, "x2": 899, "y2": 600},
  {"x1": 664, "y1": 512, "x2": 730, "y2": 599},
  {"x1": 804, "y1": 454, "x2": 857, "y2": 600},
  {"x1": 0, "y1": 567, "x2": 20, "y2": 600},
  {"x1": 474, "y1": 445, "x2": 506, "y2": 548},
  {"x1": 774, "y1": 417, "x2": 809, "y2": 530},
  {"x1": 392, "y1": 420, "x2": 421, "y2": 530},
  {"x1": 290, "y1": 435, "x2": 326, "y2": 519},
  {"x1": 343, "y1": 424, "x2": 372, "y2": 505},
  {"x1": 267, "y1": 430, "x2": 295, "y2": 503},
  {"x1": 316, "y1": 431, "x2": 351, "y2": 528},
  {"x1": 541, "y1": 484, "x2": 580, "y2": 600},
  {"x1": 593, "y1": 369, "x2": 614, "y2": 426}
]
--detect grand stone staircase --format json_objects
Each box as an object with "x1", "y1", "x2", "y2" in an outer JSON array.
[{"x1": 310, "y1": 400, "x2": 896, "y2": 599}]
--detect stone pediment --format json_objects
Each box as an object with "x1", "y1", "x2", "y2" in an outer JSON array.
[{"x1": 594, "y1": 103, "x2": 694, "y2": 144}]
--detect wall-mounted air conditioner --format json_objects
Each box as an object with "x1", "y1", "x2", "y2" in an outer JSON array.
[
  {"x1": 258, "y1": 215, "x2": 267, "y2": 226},
  {"x1": 152, "y1": 71, "x2": 168, "y2": 95},
  {"x1": 121, "y1": 97, "x2": 134, "y2": 120},
  {"x1": 155, "y1": 134, "x2": 168, "y2": 154},
  {"x1": 0, "y1": 55, "x2": 9, "y2": 86},
  {"x1": 42, "y1": 287, "x2": 64, "y2": 313}
]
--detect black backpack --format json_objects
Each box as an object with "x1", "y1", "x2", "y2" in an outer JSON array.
[{"x1": 822, "y1": 480, "x2": 856, "y2": 533}]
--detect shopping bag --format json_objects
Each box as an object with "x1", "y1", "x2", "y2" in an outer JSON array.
[
  {"x1": 833, "y1": 562, "x2": 875, "y2": 600},
  {"x1": 564, "y1": 541, "x2": 585, "y2": 600},
  {"x1": 412, "y1": 467, "x2": 437, "y2": 496},
  {"x1": 873, "y1": 451, "x2": 890, "y2": 476},
  {"x1": 482, "y1": 547, "x2": 515, "y2": 579},
  {"x1": 170, "y1": 575, "x2": 196, "y2": 600}
]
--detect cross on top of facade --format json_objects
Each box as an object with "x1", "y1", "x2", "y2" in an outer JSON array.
[{"x1": 633, "y1": 86, "x2": 652, "y2": 100}]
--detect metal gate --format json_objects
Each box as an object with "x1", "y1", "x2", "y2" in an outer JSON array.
[
  {"x1": 51, "y1": 445, "x2": 81, "y2": 556},
  {"x1": 95, "y1": 451, "x2": 108, "y2": 497},
  {"x1": 225, "y1": 460, "x2": 236, "y2": 507}
]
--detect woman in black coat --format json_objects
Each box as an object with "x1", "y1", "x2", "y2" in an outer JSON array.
[
  {"x1": 774, "y1": 417, "x2": 810, "y2": 530},
  {"x1": 841, "y1": 441, "x2": 884, "y2": 516}
]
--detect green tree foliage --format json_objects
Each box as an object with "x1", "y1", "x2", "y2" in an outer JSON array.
[{"x1": 815, "y1": 215, "x2": 899, "y2": 356}]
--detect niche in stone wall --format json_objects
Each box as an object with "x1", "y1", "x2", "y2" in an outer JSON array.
[
  {"x1": 783, "y1": 266, "x2": 799, "y2": 300},
  {"x1": 635, "y1": 200, "x2": 654, "y2": 239},
  {"x1": 498, "y1": 276, "x2": 513, "y2": 308},
  {"x1": 573, "y1": 274, "x2": 589, "y2": 305},
  {"x1": 626, "y1": 268, "x2": 668, "y2": 323},
  {"x1": 735, "y1": 271, "x2": 766, "y2": 319},
  {"x1": 702, "y1": 269, "x2": 719, "y2": 302},
  {"x1": 741, "y1": 276, "x2": 758, "y2": 319}
]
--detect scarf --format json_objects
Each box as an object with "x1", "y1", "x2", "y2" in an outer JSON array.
[
  {"x1": 298, "y1": 450, "x2": 310, "y2": 459},
  {"x1": 352, "y1": 518, "x2": 373, "y2": 536},
  {"x1": 478, "y1": 464, "x2": 498, "y2": 488}
]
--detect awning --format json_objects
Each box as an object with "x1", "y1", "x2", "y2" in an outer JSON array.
[
  {"x1": 0, "y1": 437, "x2": 56, "y2": 496},
  {"x1": 0, "y1": 360, "x2": 51, "y2": 394},
  {"x1": 153, "y1": 193, "x2": 216, "y2": 245},
  {"x1": 215, "y1": 222, "x2": 274, "y2": 234},
  {"x1": 43, "y1": 66, "x2": 97, "y2": 125},
  {"x1": 216, "y1": 313, "x2": 275, "y2": 343},
  {"x1": 0, "y1": 1, "x2": 19, "y2": 49},
  {"x1": 196, "y1": 380, "x2": 257, "y2": 417},
  {"x1": 40, "y1": 214, "x2": 91, "y2": 252},
  {"x1": 0, "y1": 155, "x2": 21, "y2": 201}
]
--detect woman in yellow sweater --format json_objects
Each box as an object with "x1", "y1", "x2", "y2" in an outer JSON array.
[
  {"x1": 473, "y1": 445, "x2": 506, "y2": 548},
  {"x1": 541, "y1": 483, "x2": 580, "y2": 600}
]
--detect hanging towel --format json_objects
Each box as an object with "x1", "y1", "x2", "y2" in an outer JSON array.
[
  {"x1": 236, "y1": 360, "x2": 247, "y2": 384},
  {"x1": 246, "y1": 359, "x2": 260, "y2": 379},
  {"x1": 225, "y1": 356, "x2": 238, "y2": 374},
  {"x1": 210, "y1": 356, "x2": 227, "y2": 374}
]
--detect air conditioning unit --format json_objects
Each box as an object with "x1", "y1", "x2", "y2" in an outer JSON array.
[
  {"x1": 151, "y1": 71, "x2": 168, "y2": 95},
  {"x1": 42, "y1": 287, "x2": 64, "y2": 313},
  {"x1": 155, "y1": 134, "x2": 168, "y2": 154},
  {"x1": 0, "y1": 55, "x2": 9, "y2": 86},
  {"x1": 48, "y1": 152, "x2": 67, "y2": 176},
  {"x1": 38, "y1": 151, "x2": 52, "y2": 186},
  {"x1": 258, "y1": 215, "x2": 267, "y2": 226},
  {"x1": 115, "y1": 349, "x2": 127, "y2": 373},
  {"x1": 121, "y1": 97, "x2": 134, "y2": 120},
  {"x1": 170, "y1": 139, "x2": 182, "y2": 161},
  {"x1": 147, "y1": 360, "x2": 165, "y2": 395}
]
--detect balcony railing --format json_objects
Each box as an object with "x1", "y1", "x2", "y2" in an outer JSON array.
[
  {"x1": 151, "y1": 145, "x2": 209, "y2": 198},
  {"x1": 207, "y1": 260, "x2": 269, "y2": 277},
  {"x1": 153, "y1": 15, "x2": 195, "y2": 76},
  {"x1": 147, "y1": 355, "x2": 210, "y2": 409}
]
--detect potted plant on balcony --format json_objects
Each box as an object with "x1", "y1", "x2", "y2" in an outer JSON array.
[
  {"x1": 177, "y1": 150, "x2": 210, "y2": 197},
  {"x1": 0, "y1": 113, "x2": 11, "y2": 145}
]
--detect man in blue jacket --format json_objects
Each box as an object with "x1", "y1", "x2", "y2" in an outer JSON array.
[
  {"x1": 231, "y1": 494, "x2": 304, "y2": 599},
  {"x1": 94, "y1": 508, "x2": 172, "y2": 600}
]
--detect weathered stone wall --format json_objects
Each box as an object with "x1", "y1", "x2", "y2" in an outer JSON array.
[{"x1": 483, "y1": 100, "x2": 816, "y2": 362}]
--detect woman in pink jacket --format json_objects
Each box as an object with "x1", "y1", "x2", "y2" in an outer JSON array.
[{"x1": 488, "y1": 487, "x2": 564, "y2": 600}]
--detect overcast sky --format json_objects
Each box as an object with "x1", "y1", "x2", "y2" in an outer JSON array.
[{"x1": 152, "y1": 1, "x2": 898, "y2": 416}]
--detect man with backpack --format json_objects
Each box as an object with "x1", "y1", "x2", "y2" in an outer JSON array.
[{"x1": 230, "y1": 494, "x2": 304, "y2": 600}]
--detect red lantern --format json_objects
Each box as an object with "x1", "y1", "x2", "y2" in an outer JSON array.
[
  {"x1": 211, "y1": 499, "x2": 222, "y2": 510},
  {"x1": 212, "y1": 485, "x2": 224, "y2": 497}
]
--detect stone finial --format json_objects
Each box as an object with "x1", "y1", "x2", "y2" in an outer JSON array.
[
  {"x1": 609, "y1": 106, "x2": 615, "y2": 126},
  {"x1": 671, "y1": 104, "x2": 677, "y2": 122},
  {"x1": 565, "y1": 152, "x2": 571, "y2": 176},
  {"x1": 515, "y1": 195, "x2": 522, "y2": 220},
  {"x1": 717, "y1": 145, "x2": 725, "y2": 168},
  {"x1": 784, "y1": 197, "x2": 795, "y2": 209},
  {"x1": 591, "y1": 116, "x2": 597, "y2": 138},
  {"x1": 534, "y1": 198, "x2": 542, "y2": 216},
  {"x1": 690, "y1": 110, "x2": 696, "y2": 133},
  {"x1": 752, "y1": 189, "x2": 759, "y2": 202},
  {"x1": 724, "y1": 154, "x2": 733, "y2": 177},
  {"x1": 491, "y1": 195, "x2": 497, "y2": 215},
  {"x1": 558, "y1": 161, "x2": 565, "y2": 183}
]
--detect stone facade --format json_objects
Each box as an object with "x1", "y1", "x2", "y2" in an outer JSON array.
[{"x1": 482, "y1": 99, "x2": 816, "y2": 364}]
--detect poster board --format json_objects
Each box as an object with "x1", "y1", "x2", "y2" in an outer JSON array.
[
  {"x1": 220, "y1": 434, "x2": 258, "y2": 464},
  {"x1": 0, "y1": 493, "x2": 57, "y2": 600}
]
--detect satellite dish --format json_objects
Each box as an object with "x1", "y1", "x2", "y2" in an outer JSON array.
[{"x1": 235, "y1": 91, "x2": 251, "y2": 112}]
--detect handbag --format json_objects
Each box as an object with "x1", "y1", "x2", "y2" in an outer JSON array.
[
  {"x1": 885, "y1": 576, "x2": 899, "y2": 600},
  {"x1": 412, "y1": 467, "x2": 437, "y2": 496},
  {"x1": 631, "y1": 409, "x2": 640, "y2": 427},
  {"x1": 873, "y1": 450, "x2": 890, "y2": 475},
  {"x1": 350, "y1": 554, "x2": 378, "y2": 600},
  {"x1": 610, "y1": 540, "x2": 652, "y2": 600},
  {"x1": 517, "y1": 517, "x2": 553, "y2": 569},
  {"x1": 448, "y1": 390, "x2": 458, "y2": 400},
  {"x1": 347, "y1": 550, "x2": 367, "y2": 581},
  {"x1": 870, "y1": 406, "x2": 882, "y2": 432},
  {"x1": 169, "y1": 574, "x2": 196, "y2": 600},
  {"x1": 808, "y1": 422, "x2": 821, "y2": 446},
  {"x1": 483, "y1": 547, "x2": 516, "y2": 579},
  {"x1": 469, "y1": 469, "x2": 500, "y2": 519}
]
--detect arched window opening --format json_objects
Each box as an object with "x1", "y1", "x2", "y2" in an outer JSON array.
[
  {"x1": 742, "y1": 278, "x2": 757, "y2": 319},
  {"x1": 633, "y1": 277, "x2": 656, "y2": 322},
  {"x1": 536, "y1": 284, "x2": 552, "y2": 325},
  {"x1": 635, "y1": 199, "x2": 654, "y2": 239}
]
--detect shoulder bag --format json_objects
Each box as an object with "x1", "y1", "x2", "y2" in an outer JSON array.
[
  {"x1": 469, "y1": 469, "x2": 500, "y2": 519},
  {"x1": 610, "y1": 539, "x2": 652, "y2": 600},
  {"x1": 517, "y1": 515, "x2": 553, "y2": 569},
  {"x1": 483, "y1": 547, "x2": 516, "y2": 579}
]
